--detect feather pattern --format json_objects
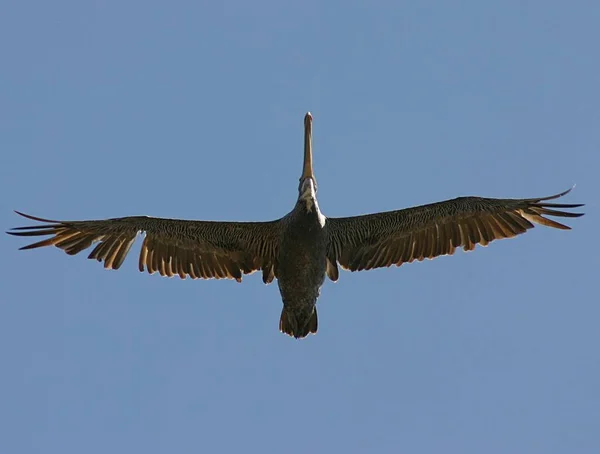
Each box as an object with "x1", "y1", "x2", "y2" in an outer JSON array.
[
  {"x1": 8, "y1": 211, "x2": 281, "y2": 283},
  {"x1": 325, "y1": 188, "x2": 584, "y2": 275}
]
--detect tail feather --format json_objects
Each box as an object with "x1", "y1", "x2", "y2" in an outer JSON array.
[{"x1": 279, "y1": 308, "x2": 318, "y2": 339}]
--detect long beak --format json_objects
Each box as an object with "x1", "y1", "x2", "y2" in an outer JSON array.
[{"x1": 301, "y1": 112, "x2": 315, "y2": 181}]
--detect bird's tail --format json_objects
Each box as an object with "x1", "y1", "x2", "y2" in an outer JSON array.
[{"x1": 279, "y1": 307, "x2": 318, "y2": 339}]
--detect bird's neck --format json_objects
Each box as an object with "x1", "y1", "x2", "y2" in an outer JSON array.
[
  {"x1": 295, "y1": 196, "x2": 325, "y2": 228},
  {"x1": 298, "y1": 193, "x2": 320, "y2": 214}
]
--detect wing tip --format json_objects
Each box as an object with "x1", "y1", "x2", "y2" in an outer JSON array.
[
  {"x1": 13, "y1": 210, "x2": 62, "y2": 223},
  {"x1": 535, "y1": 186, "x2": 573, "y2": 202}
]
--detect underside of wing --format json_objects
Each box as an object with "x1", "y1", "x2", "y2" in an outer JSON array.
[
  {"x1": 8, "y1": 211, "x2": 282, "y2": 284},
  {"x1": 325, "y1": 188, "x2": 584, "y2": 275}
]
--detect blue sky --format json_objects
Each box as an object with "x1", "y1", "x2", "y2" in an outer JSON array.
[{"x1": 1, "y1": 1, "x2": 598, "y2": 453}]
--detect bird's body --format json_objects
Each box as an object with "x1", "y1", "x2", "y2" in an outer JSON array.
[
  {"x1": 8, "y1": 113, "x2": 584, "y2": 339},
  {"x1": 277, "y1": 192, "x2": 328, "y2": 337}
]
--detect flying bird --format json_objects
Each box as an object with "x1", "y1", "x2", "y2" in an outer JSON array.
[{"x1": 8, "y1": 113, "x2": 584, "y2": 338}]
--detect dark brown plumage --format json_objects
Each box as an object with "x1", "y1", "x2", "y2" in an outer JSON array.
[
  {"x1": 11, "y1": 213, "x2": 280, "y2": 284},
  {"x1": 325, "y1": 189, "x2": 583, "y2": 274},
  {"x1": 8, "y1": 112, "x2": 584, "y2": 339}
]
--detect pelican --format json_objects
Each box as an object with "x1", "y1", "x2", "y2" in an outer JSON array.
[{"x1": 8, "y1": 112, "x2": 584, "y2": 338}]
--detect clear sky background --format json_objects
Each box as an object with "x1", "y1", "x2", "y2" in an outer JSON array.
[{"x1": 1, "y1": 2, "x2": 598, "y2": 453}]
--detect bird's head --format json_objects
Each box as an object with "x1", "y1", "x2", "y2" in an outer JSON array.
[{"x1": 298, "y1": 112, "x2": 318, "y2": 211}]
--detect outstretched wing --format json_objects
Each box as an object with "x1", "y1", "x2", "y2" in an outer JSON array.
[
  {"x1": 325, "y1": 188, "x2": 583, "y2": 278},
  {"x1": 8, "y1": 212, "x2": 282, "y2": 283}
]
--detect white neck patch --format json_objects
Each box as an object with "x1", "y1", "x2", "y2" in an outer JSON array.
[{"x1": 303, "y1": 197, "x2": 315, "y2": 213}]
